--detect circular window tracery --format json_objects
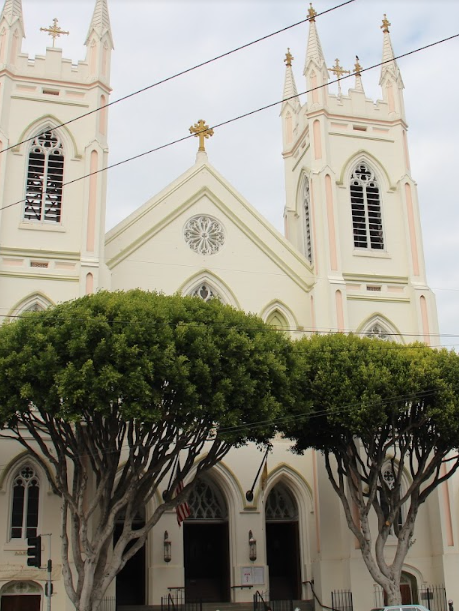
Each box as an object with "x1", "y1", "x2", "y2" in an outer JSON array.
[{"x1": 184, "y1": 215, "x2": 225, "y2": 255}]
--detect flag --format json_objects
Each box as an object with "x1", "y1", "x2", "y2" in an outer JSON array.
[{"x1": 175, "y1": 467, "x2": 191, "y2": 527}]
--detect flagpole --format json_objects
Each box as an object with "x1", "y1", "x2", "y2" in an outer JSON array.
[{"x1": 245, "y1": 447, "x2": 270, "y2": 502}]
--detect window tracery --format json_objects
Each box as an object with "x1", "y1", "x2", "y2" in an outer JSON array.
[
  {"x1": 184, "y1": 215, "x2": 225, "y2": 255},
  {"x1": 10, "y1": 465, "x2": 40, "y2": 539},
  {"x1": 365, "y1": 323, "x2": 391, "y2": 341},
  {"x1": 350, "y1": 162, "x2": 384, "y2": 250},
  {"x1": 24, "y1": 129, "x2": 64, "y2": 223},
  {"x1": 303, "y1": 177, "x2": 313, "y2": 263},
  {"x1": 187, "y1": 478, "x2": 227, "y2": 520},
  {"x1": 190, "y1": 284, "x2": 221, "y2": 302},
  {"x1": 265, "y1": 483, "x2": 298, "y2": 521}
]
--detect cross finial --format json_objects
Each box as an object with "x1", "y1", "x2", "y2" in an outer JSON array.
[
  {"x1": 40, "y1": 18, "x2": 70, "y2": 48},
  {"x1": 308, "y1": 3, "x2": 317, "y2": 22},
  {"x1": 381, "y1": 14, "x2": 391, "y2": 33},
  {"x1": 189, "y1": 120, "x2": 214, "y2": 153},
  {"x1": 284, "y1": 48, "x2": 294, "y2": 68},
  {"x1": 354, "y1": 55, "x2": 362, "y2": 76},
  {"x1": 328, "y1": 58, "x2": 350, "y2": 96}
]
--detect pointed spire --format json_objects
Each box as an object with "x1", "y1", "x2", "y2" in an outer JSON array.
[
  {"x1": 379, "y1": 14, "x2": 403, "y2": 86},
  {"x1": 0, "y1": 0, "x2": 24, "y2": 35},
  {"x1": 304, "y1": 3, "x2": 326, "y2": 76},
  {"x1": 85, "y1": 0, "x2": 113, "y2": 48},
  {"x1": 353, "y1": 56, "x2": 364, "y2": 93},
  {"x1": 283, "y1": 48, "x2": 300, "y2": 109}
]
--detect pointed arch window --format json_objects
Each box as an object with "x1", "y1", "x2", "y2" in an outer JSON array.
[
  {"x1": 350, "y1": 162, "x2": 384, "y2": 250},
  {"x1": 10, "y1": 465, "x2": 40, "y2": 539},
  {"x1": 303, "y1": 177, "x2": 313, "y2": 263},
  {"x1": 24, "y1": 129, "x2": 64, "y2": 223}
]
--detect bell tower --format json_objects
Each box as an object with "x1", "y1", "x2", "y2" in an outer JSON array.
[
  {"x1": 0, "y1": 0, "x2": 113, "y2": 318},
  {"x1": 282, "y1": 6, "x2": 438, "y2": 345}
]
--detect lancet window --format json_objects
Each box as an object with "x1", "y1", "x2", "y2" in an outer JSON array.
[
  {"x1": 10, "y1": 465, "x2": 40, "y2": 539},
  {"x1": 350, "y1": 162, "x2": 384, "y2": 250},
  {"x1": 24, "y1": 129, "x2": 64, "y2": 223},
  {"x1": 303, "y1": 177, "x2": 313, "y2": 263}
]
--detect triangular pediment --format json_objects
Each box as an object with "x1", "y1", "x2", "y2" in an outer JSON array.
[{"x1": 106, "y1": 160, "x2": 314, "y2": 297}]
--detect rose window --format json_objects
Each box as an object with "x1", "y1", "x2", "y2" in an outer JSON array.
[{"x1": 184, "y1": 215, "x2": 225, "y2": 255}]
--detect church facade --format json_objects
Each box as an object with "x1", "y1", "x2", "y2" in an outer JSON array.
[{"x1": 0, "y1": 1, "x2": 455, "y2": 611}]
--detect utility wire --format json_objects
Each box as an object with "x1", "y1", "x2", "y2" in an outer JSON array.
[
  {"x1": 0, "y1": 0, "x2": 356, "y2": 156},
  {"x1": 1, "y1": 31, "x2": 457, "y2": 215}
]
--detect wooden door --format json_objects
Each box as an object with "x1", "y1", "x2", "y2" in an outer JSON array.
[{"x1": 1, "y1": 595, "x2": 41, "y2": 611}]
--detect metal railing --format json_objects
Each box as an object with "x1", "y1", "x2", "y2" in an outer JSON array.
[
  {"x1": 161, "y1": 589, "x2": 202, "y2": 611},
  {"x1": 331, "y1": 589, "x2": 354, "y2": 611},
  {"x1": 420, "y1": 585, "x2": 448, "y2": 611}
]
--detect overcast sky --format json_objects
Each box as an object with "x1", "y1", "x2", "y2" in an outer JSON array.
[{"x1": 18, "y1": 0, "x2": 459, "y2": 350}]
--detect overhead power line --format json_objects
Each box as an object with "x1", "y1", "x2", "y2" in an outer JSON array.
[
  {"x1": 1, "y1": 31, "x2": 457, "y2": 215},
  {"x1": 0, "y1": 0, "x2": 356, "y2": 156}
]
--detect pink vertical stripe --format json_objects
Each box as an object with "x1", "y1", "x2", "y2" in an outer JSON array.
[
  {"x1": 86, "y1": 151, "x2": 98, "y2": 252},
  {"x1": 325, "y1": 175, "x2": 337, "y2": 271},
  {"x1": 405, "y1": 183, "x2": 419, "y2": 276}
]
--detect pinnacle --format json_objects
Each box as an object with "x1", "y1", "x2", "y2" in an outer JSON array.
[
  {"x1": 0, "y1": 0, "x2": 24, "y2": 30},
  {"x1": 304, "y1": 17, "x2": 326, "y2": 76},
  {"x1": 85, "y1": 0, "x2": 113, "y2": 47},
  {"x1": 283, "y1": 49, "x2": 299, "y2": 107}
]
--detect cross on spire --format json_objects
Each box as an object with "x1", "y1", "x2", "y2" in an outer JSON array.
[
  {"x1": 40, "y1": 18, "x2": 69, "y2": 47},
  {"x1": 381, "y1": 14, "x2": 391, "y2": 33},
  {"x1": 307, "y1": 3, "x2": 317, "y2": 22},
  {"x1": 328, "y1": 58, "x2": 350, "y2": 96},
  {"x1": 189, "y1": 120, "x2": 214, "y2": 153},
  {"x1": 284, "y1": 48, "x2": 294, "y2": 67}
]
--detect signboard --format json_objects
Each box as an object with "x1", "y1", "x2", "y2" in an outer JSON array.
[{"x1": 241, "y1": 566, "x2": 265, "y2": 585}]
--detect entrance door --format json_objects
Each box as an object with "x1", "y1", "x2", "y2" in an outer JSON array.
[
  {"x1": 266, "y1": 522, "x2": 301, "y2": 599},
  {"x1": 1, "y1": 596, "x2": 41, "y2": 611},
  {"x1": 184, "y1": 522, "x2": 230, "y2": 602},
  {"x1": 265, "y1": 483, "x2": 301, "y2": 601}
]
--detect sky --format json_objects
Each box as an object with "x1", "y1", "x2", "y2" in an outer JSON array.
[{"x1": 17, "y1": 0, "x2": 459, "y2": 350}]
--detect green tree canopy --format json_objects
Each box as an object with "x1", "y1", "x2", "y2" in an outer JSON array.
[
  {"x1": 0, "y1": 290, "x2": 299, "y2": 611},
  {"x1": 283, "y1": 333, "x2": 459, "y2": 605}
]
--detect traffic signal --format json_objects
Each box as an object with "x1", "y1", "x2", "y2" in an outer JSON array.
[{"x1": 27, "y1": 536, "x2": 41, "y2": 568}]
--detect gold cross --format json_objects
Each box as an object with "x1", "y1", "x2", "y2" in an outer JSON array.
[
  {"x1": 381, "y1": 14, "x2": 391, "y2": 33},
  {"x1": 354, "y1": 55, "x2": 363, "y2": 76},
  {"x1": 40, "y1": 18, "x2": 70, "y2": 48},
  {"x1": 328, "y1": 58, "x2": 350, "y2": 96},
  {"x1": 307, "y1": 3, "x2": 317, "y2": 22},
  {"x1": 189, "y1": 120, "x2": 214, "y2": 153},
  {"x1": 284, "y1": 48, "x2": 294, "y2": 68}
]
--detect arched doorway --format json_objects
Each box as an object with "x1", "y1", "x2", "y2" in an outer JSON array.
[
  {"x1": 114, "y1": 507, "x2": 146, "y2": 606},
  {"x1": 0, "y1": 581, "x2": 41, "y2": 611},
  {"x1": 184, "y1": 477, "x2": 230, "y2": 602},
  {"x1": 265, "y1": 482, "x2": 301, "y2": 600}
]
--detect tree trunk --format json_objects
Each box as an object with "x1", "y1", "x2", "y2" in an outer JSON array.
[{"x1": 385, "y1": 577, "x2": 402, "y2": 606}]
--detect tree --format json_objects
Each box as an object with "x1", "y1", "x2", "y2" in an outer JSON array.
[
  {"x1": 0, "y1": 290, "x2": 298, "y2": 611},
  {"x1": 283, "y1": 333, "x2": 459, "y2": 605}
]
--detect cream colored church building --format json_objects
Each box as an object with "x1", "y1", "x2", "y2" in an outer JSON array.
[{"x1": 0, "y1": 1, "x2": 455, "y2": 610}]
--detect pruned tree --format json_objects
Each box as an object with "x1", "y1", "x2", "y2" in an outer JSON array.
[
  {"x1": 283, "y1": 333, "x2": 459, "y2": 605},
  {"x1": 0, "y1": 290, "x2": 298, "y2": 611}
]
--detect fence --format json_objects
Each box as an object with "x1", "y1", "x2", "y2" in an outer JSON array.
[
  {"x1": 161, "y1": 589, "x2": 202, "y2": 611},
  {"x1": 331, "y1": 589, "x2": 354, "y2": 611},
  {"x1": 419, "y1": 585, "x2": 448, "y2": 611},
  {"x1": 374, "y1": 584, "x2": 447, "y2": 611},
  {"x1": 99, "y1": 597, "x2": 116, "y2": 611}
]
